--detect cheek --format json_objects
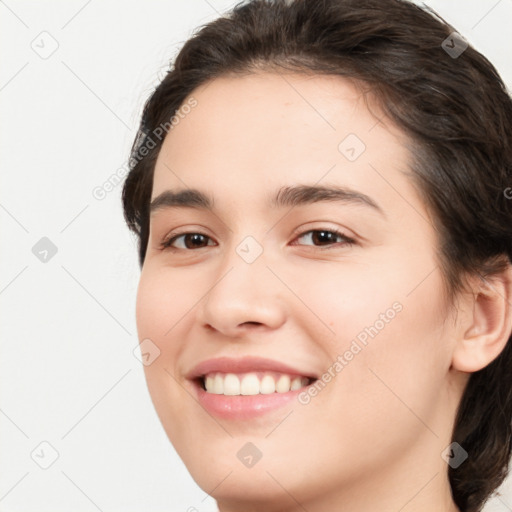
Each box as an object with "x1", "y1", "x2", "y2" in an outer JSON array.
[
  {"x1": 285, "y1": 287, "x2": 450, "y2": 480},
  {"x1": 300, "y1": 253, "x2": 450, "y2": 416},
  {"x1": 286, "y1": 256, "x2": 411, "y2": 350},
  {"x1": 134, "y1": 267, "x2": 193, "y2": 437},
  {"x1": 135, "y1": 267, "x2": 190, "y2": 392},
  {"x1": 327, "y1": 272, "x2": 450, "y2": 440},
  {"x1": 135, "y1": 264, "x2": 198, "y2": 341}
]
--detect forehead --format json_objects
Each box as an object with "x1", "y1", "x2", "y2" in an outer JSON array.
[{"x1": 151, "y1": 71, "x2": 427, "y2": 224}]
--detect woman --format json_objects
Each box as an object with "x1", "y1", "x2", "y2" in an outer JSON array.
[{"x1": 122, "y1": 0, "x2": 512, "y2": 510}]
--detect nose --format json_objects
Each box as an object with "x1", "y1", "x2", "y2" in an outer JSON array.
[{"x1": 198, "y1": 250, "x2": 287, "y2": 338}]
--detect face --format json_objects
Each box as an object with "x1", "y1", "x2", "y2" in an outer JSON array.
[{"x1": 136, "y1": 72, "x2": 464, "y2": 510}]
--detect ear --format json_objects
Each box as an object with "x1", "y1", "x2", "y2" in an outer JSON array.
[{"x1": 451, "y1": 264, "x2": 512, "y2": 373}]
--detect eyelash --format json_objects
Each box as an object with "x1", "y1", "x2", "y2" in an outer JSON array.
[{"x1": 159, "y1": 228, "x2": 356, "y2": 252}]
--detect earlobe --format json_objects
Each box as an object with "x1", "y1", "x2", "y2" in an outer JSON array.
[{"x1": 451, "y1": 265, "x2": 512, "y2": 373}]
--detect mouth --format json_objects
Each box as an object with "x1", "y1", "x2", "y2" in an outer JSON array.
[
  {"x1": 197, "y1": 371, "x2": 315, "y2": 395},
  {"x1": 186, "y1": 357, "x2": 319, "y2": 419}
]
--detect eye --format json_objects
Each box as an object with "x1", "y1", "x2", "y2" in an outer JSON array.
[
  {"x1": 291, "y1": 228, "x2": 355, "y2": 249},
  {"x1": 160, "y1": 232, "x2": 215, "y2": 251},
  {"x1": 160, "y1": 228, "x2": 355, "y2": 252}
]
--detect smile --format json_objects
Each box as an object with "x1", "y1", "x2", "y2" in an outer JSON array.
[
  {"x1": 203, "y1": 371, "x2": 313, "y2": 396},
  {"x1": 187, "y1": 356, "x2": 319, "y2": 419}
]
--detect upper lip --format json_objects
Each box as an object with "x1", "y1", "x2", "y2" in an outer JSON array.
[{"x1": 186, "y1": 356, "x2": 319, "y2": 380}]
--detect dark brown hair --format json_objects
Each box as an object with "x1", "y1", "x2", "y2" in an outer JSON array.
[{"x1": 122, "y1": 1, "x2": 512, "y2": 510}]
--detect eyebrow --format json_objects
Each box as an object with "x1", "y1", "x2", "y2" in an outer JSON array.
[{"x1": 150, "y1": 184, "x2": 385, "y2": 217}]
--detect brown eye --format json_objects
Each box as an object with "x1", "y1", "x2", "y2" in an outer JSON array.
[
  {"x1": 293, "y1": 229, "x2": 355, "y2": 248},
  {"x1": 161, "y1": 232, "x2": 214, "y2": 250}
]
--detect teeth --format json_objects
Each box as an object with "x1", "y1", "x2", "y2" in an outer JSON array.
[
  {"x1": 276, "y1": 374, "x2": 291, "y2": 393},
  {"x1": 240, "y1": 374, "x2": 260, "y2": 395},
  {"x1": 213, "y1": 374, "x2": 224, "y2": 394},
  {"x1": 203, "y1": 372, "x2": 311, "y2": 396},
  {"x1": 205, "y1": 375, "x2": 215, "y2": 393},
  {"x1": 290, "y1": 376, "x2": 302, "y2": 391},
  {"x1": 224, "y1": 373, "x2": 240, "y2": 395},
  {"x1": 260, "y1": 375, "x2": 276, "y2": 394}
]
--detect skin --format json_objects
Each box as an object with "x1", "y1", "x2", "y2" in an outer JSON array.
[{"x1": 135, "y1": 71, "x2": 512, "y2": 512}]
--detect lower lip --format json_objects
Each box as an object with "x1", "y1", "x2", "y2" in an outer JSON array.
[{"x1": 193, "y1": 380, "x2": 306, "y2": 420}]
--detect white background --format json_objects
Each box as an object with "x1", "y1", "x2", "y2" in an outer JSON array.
[{"x1": 1, "y1": 1, "x2": 511, "y2": 511}]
